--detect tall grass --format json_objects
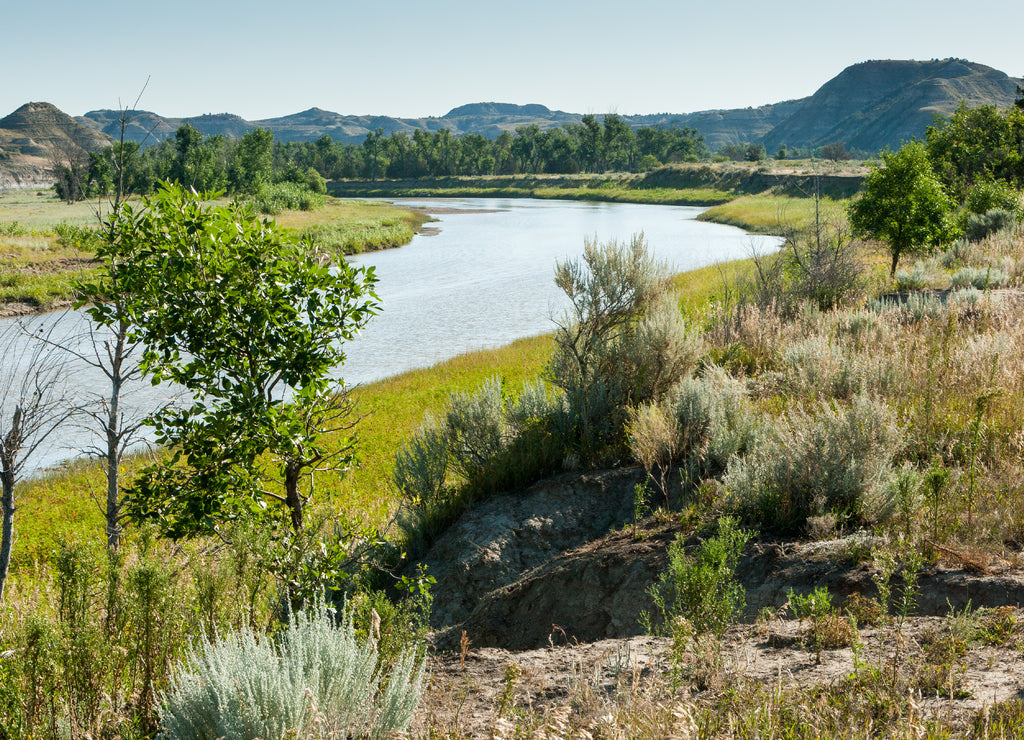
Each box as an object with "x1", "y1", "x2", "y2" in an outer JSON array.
[{"x1": 697, "y1": 194, "x2": 849, "y2": 233}]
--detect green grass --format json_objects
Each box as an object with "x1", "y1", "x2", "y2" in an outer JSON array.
[
  {"x1": 0, "y1": 189, "x2": 109, "y2": 230},
  {"x1": 697, "y1": 193, "x2": 850, "y2": 233}
]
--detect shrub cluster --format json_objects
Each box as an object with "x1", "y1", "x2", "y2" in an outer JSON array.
[{"x1": 724, "y1": 394, "x2": 902, "y2": 533}]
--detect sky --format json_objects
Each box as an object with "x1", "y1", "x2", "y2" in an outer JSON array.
[{"x1": 4, "y1": 0, "x2": 1023, "y2": 121}]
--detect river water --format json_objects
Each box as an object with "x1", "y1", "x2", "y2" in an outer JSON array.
[{"x1": 2, "y1": 197, "x2": 781, "y2": 476}]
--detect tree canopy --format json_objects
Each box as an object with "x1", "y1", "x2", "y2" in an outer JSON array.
[
  {"x1": 848, "y1": 141, "x2": 954, "y2": 277},
  {"x1": 100, "y1": 183, "x2": 378, "y2": 537}
]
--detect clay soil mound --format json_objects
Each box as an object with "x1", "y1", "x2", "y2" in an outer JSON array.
[{"x1": 419, "y1": 468, "x2": 1024, "y2": 653}]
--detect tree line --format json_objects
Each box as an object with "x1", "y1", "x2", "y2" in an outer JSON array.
[{"x1": 56, "y1": 115, "x2": 711, "y2": 201}]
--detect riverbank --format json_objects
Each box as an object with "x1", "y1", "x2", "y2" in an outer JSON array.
[
  {"x1": 0, "y1": 191, "x2": 431, "y2": 315},
  {"x1": 328, "y1": 160, "x2": 865, "y2": 230}
]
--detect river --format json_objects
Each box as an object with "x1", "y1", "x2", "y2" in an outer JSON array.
[{"x1": 2, "y1": 197, "x2": 782, "y2": 476}]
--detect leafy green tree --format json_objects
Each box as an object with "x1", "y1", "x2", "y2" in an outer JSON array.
[
  {"x1": 101, "y1": 183, "x2": 378, "y2": 537},
  {"x1": 228, "y1": 127, "x2": 273, "y2": 194},
  {"x1": 925, "y1": 103, "x2": 1024, "y2": 199},
  {"x1": 848, "y1": 142, "x2": 954, "y2": 277},
  {"x1": 602, "y1": 114, "x2": 638, "y2": 171},
  {"x1": 578, "y1": 114, "x2": 604, "y2": 172}
]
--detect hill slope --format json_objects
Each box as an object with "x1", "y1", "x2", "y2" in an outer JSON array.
[
  {"x1": 763, "y1": 59, "x2": 1023, "y2": 154},
  {"x1": 0, "y1": 102, "x2": 111, "y2": 189},
  {"x1": 72, "y1": 59, "x2": 1022, "y2": 156}
]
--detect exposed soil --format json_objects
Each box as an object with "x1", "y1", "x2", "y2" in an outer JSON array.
[{"x1": 413, "y1": 467, "x2": 1024, "y2": 736}]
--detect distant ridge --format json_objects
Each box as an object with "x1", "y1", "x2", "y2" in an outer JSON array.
[
  {"x1": 3, "y1": 58, "x2": 1023, "y2": 189},
  {"x1": 70, "y1": 58, "x2": 1024, "y2": 154}
]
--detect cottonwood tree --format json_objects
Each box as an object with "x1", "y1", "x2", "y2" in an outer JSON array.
[
  {"x1": 103, "y1": 183, "x2": 378, "y2": 538},
  {"x1": 848, "y1": 141, "x2": 954, "y2": 278},
  {"x1": 0, "y1": 322, "x2": 71, "y2": 603}
]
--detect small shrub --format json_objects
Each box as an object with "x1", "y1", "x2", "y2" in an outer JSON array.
[
  {"x1": 964, "y1": 208, "x2": 1017, "y2": 242},
  {"x1": 250, "y1": 182, "x2": 324, "y2": 214},
  {"x1": 939, "y1": 238, "x2": 972, "y2": 269},
  {"x1": 843, "y1": 593, "x2": 885, "y2": 627},
  {"x1": 444, "y1": 376, "x2": 510, "y2": 487},
  {"x1": 725, "y1": 394, "x2": 902, "y2": 533},
  {"x1": 158, "y1": 602, "x2": 425, "y2": 740},
  {"x1": 667, "y1": 365, "x2": 758, "y2": 483},
  {"x1": 783, "y1": 223, "x2": 864, "y2": 309},
  {"x1": 643, "y1": 516, "x2": 752, "y2": 636},
  {"x1": 53, "y1": 222, "x2": 99, "y2": 250},
  {"x1": 393, "y1": 414, "x2": 449, "y2": 512},
  {"x1": 627, "y1": 402, "x2": 680, "y2": 504},
  {"x1": 949, "y1": 265, "x2": 1009, "y2": 289},
  {"x1": 0, "y1": 221, "x2": 27, "y2": 237},
  {"x1": 894, "y1": 261, "x2": 929, "y2": 291},
  {"x1": 397, "y1": 378, "x2": 566, "y2": 549},
  {"x1": 788, "y1": 586, "x2": 858, "y2": 657}
]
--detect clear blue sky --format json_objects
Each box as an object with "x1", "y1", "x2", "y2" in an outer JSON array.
[{"x1": 5, "y1": 0, "x2": 1022, "y2": 120}]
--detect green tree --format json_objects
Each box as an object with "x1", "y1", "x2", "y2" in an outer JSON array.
[
  {"x1": 925, "y1": 103, "x2": 1024, "y2": 199},
  {"x1": 602, "y1": 114, "x2": 638, "y2": 171},
  {"x1": 848, "y1": 142, "x2": 954, "y2": 277},
  {"x1": 102, "y1": 184, "x2": 378, "y2": 537},
  {"x1": 228, "y1": 127, "x2": 273, "y2": 194}
]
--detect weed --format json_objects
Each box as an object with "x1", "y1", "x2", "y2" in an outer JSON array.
[
  {"x1": 643, "y1": 516, "x2": 751, "y2": 636},
  {"x1": 788, "y1": 586, "x2": 858, "y2": 661}
]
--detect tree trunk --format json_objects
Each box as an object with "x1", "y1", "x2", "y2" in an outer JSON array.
[
  {"x1": 106, "y1": 326, "x2": 126, "y2": 551},
  {"x1": 0, "y1": 467, "x2": 15, "y2": 605},
  {"x1": 284, "y1": 460, "x2": 303, "y2": 532}
]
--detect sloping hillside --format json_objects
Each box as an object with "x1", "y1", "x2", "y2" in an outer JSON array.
[
  {"x1": 0, "y1": 102, "x2": 111, "y2": 189},
  {"x1": 763, "y1": 59, "x2": 1023, "y2": 154}
]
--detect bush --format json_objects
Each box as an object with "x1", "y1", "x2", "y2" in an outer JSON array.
[
  {"x1": 158, "y1": 602, "x2": 425, "y2": 740},
  {"x1": 725, "y1": 394, "x2": 902, "y2": 533},
  {"x1": 53, "y1": 222, "x2": 100, "y2": 250},
  {"x1": 250, "y1": 182, "x2": 325, "y2": 214},
  {"x1": 949, "y1": 265, "x2": 1010, "y2": 289},
  {"x1": 627, "y1": 402, "x2": 680, "y2": 503},
  {"x1": 894, "y1": 261, "x2": 930, "y2": 291},
  {"x1": 783, "y1": 223, "x2": 864, "y2": 310},
  {"x1": 547, "y1": 235, "x2": 709, "y2": 462},
  {"x1": 444, "y1": 376, "x2": 511, "y2": 487},
  {"x1": 396, "y1": 378, "x2": 567, "y2": 549},
  {"x1": 644, "y1": 516, "x2": 752, "y2": 636},
  {"x1": 964, "y1": 181, "x2": 1022, "y2": 220},
  {"x1": 964, "y1": 209, "x2": 1017, "y2": 242},
  {"x1": 667, "y1": 365, "x2": 758, "y2": 483}
]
